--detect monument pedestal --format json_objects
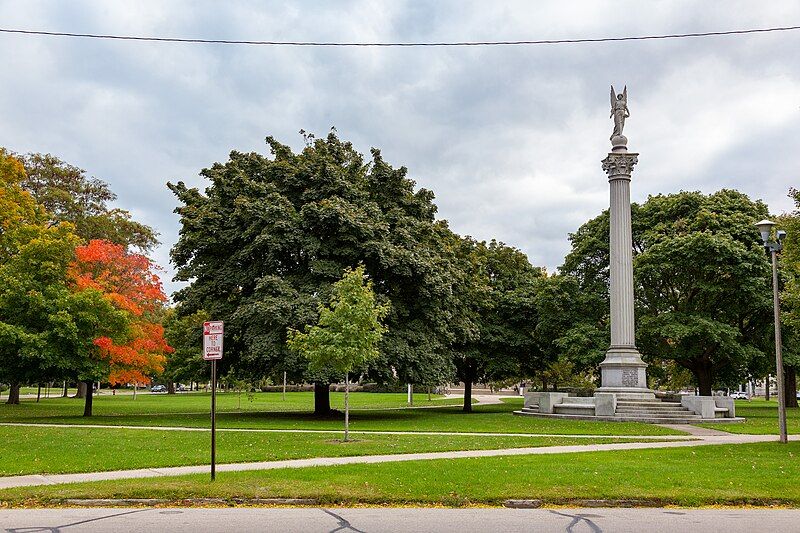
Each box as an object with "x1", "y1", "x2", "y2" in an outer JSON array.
[{"x1": 596, "y1": 346, "x2": 654, "y2": 399}]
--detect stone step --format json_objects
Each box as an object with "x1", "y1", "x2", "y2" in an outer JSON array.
[
  {"x1": 615, "y1": 411, "x2": 698, "y2": 417},
  {"x1": 617, "y1": 401, "x2": 683, "y2": 407},
  {"x1": 617, "y1": 413, "x2": 703, "y2": 419},
  {"x1": 617, "y1": 407, "x2": 693, "y2": 413},
  {"x1": 616, "y1": 403, "x2": 687, "y2": 409},
  {"x1": 512, "y1": 410, "x2": 707, "y2": 423},
  {"x1": 615, "y1": 407, "x2": 692, "y2": 413}
]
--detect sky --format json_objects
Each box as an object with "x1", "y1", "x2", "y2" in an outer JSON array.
[{"x1": 1, "y1": 1, "x2": 799, "y2": 297}]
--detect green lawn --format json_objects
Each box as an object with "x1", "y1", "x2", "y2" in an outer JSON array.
[
  {"x1": 0, "y1": 393, "x2": 684, "y2": 436},
  {"x1": 0, "y1": 425, "x2": 638, "y2": 476},
  {"x1": 2, "y1": 390, "x2": 459, "y2": 416},
  {"x1": 699, "y1": 399, "x2": 800, "y2": 434},
  {"x1": 2, "y1": 442, "x2": 797, "y2": 506},
  {"x1": 13, "y1": 386, "x2": 78, "y2": 396}
]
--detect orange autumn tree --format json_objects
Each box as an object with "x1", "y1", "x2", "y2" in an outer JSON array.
[{"x1": 70, "y1": 239, "x2": 172, "y2": 388}]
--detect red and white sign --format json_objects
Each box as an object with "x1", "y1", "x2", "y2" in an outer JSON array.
[{"x1": 203, "y1": 321, "x2": 224, "y2": 360}]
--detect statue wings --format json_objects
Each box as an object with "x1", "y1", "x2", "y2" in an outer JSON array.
[{"x1": 610, "y1": 85, "x2": 628, "y2": 108}]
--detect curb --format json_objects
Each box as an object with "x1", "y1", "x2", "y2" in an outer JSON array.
[
  {"x1": 61, "y1": 498, "x2": 320, "y2": 507},
  {"x1": 503, "y1": 499, "x2": 664, "y2": 508}
]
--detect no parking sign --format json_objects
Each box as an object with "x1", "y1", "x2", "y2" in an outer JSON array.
[{"x1": 203, "y1": 321, "x2": 223, "y2": 360}]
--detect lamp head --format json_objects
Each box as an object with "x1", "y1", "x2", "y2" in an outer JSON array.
[{"x1": 755, "y1": 219, "x2": 776, "y2": 244}]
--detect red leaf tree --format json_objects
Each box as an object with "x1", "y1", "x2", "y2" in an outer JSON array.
[{"x1": 71, "y1": 240, "x2": 172, "y2": 385}]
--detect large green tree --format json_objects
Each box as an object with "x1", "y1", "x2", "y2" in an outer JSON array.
[
  {"x1": 17, "y1": 152, "x2": 158, "y2": 252},
  {"x1": 531, "y1": 273, "x2": 606, "y2": 389},
  {"x1": 288, "y1": 265, "x2": 389, "y2": 439},
  {"x1": 561, "y1": 190, "x2": 773, "y2": 395},
  {"x1": 450, "y1": 238, "x2": 542, "y2": 411},
  {"x1": 169, "y1": 131, "x2": 460, "y2": 414}
]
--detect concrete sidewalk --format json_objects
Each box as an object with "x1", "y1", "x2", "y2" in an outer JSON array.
[{"x1": 0, "y1": 432, "x2": 790, "y2": 490}]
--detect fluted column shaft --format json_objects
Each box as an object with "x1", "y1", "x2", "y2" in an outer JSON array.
[
  {"x1": 597, "y1": 148, "x2": 651, "y2": 396},
  {"x1": 608, "y1": 171, "x2": 636, "y2": 347},
  {"x1": 601, "y1": 150, "x2": 639, "y2": 349}
]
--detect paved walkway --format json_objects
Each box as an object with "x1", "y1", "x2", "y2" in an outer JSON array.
[
  {"x1": 1, "y1": 431, "x2": 793, "y2": 490},
  {"x1": 444, "y1": 393, "x2": 509, "y2": 405}
]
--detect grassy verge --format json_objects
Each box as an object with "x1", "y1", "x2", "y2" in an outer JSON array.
[
  {"x1": 0, "y1": 425, "x2": 640, "y2": 476},
  {"x1": 698, "y1": 399, "x2": 800, "y2": 434},
  {"x1": 2, "y1": 442, "x2": 797, "y2": 506},
  {"x1": 0, "y1": 394, "x2": 684, "y2": 436}
]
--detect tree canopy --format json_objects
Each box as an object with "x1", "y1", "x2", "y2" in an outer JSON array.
[
  {"x1": 17, "y1": 152, "x2": 159, "y2": 252},
  {"x1": 450, "y1": 238, "x2": 542, "y2": 411},
  {"x1": 168, "y1": 131, "x2": 467, "y2": 412}
]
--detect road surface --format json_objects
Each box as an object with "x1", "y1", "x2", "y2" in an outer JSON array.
[{"x1": 2, "y1": 507, "x2": 799, "y2": 532}]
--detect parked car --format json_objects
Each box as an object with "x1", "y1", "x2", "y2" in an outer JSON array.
[
  {"x1": 176, "y1": 384, "x2": 187, "y2": 392},
  {"x1": 730, "y1": 391, "x2": 749, "y2": 400},
  {"x1": 150, "y1": 384, "x2": 167, "y2": 393}
]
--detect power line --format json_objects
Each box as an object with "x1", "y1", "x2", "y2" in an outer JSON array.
[{"x1": 0, "y1": 25, "x2": 799, "y2": 47}]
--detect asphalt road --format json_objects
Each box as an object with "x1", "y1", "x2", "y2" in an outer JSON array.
[{"x1": 2, "y1": 507, "x2": 800, "y2": 532}]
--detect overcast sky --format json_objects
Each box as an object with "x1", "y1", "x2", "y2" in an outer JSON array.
[{"x1": 1, "y1": 1, "x2": 799, "y2": 296}]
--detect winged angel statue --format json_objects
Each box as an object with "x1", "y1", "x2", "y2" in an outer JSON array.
[{"x1": 610, "y1": 85, "x2": 629, "y2": 140}]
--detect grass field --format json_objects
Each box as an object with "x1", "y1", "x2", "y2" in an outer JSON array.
[
  {"x1": 2, "y1": 442, "x2": 797, "y2": 506},
  {"x1": 0, "y1": 393, "x2": 684, "y2": 436},
  {"x1": 700, "y1": 399, "x2": 800, "y2": 434},
  {"x1": 0, "y1": 425, "x2": 639, "y2": 476}
]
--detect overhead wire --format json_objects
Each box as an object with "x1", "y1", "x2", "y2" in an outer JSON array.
[{"x1": 0, "y1": 25, "x2": 798, "y2": 47}]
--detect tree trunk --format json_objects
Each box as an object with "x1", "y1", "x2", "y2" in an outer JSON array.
[
  {"x1": 463, "y1": 379, "x2": 473, "y2": 413},
  {"x1": 36, "y1": 383, "x2": 41, "y2": 402},
  {"x1": 765, "y1": 375, "x2": 770, "y2": 401},
  {"x1": 62, "y1": 380, "x2": 68, "y2": 397},
  {"x1": 168, "y1": 381, "x2": 175, "y2": 394},
  {"x1": 314, "y1": 381, "x2": 331, "y2": 416},
  {"x1": 133, "y1": 383, "x2": 137, "y2": 400},
  {"x1": 83, "y1": 380, "x2": 94, "y2": 417},
  {"x1": 6, "y1": 383, "x2": 20, "y2": 405},
  {"x1": 785, "y1": 366, "x2": 798, "y2": 409},
  {"x1": 75, "y1": 381, "x2": 87, "y2": 399},
  {"x1": 344, "y1": 373, "x2": 350, "y2": 442},
  {"x1": 694, "y1": 365, "x2": 713, "y2": 396}
]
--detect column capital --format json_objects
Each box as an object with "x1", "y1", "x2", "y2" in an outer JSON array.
[{"x1": 602, "y1": 152, "x2": 638, "y2": 179}]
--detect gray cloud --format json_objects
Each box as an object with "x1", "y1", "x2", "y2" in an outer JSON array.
[{"x1": 1, "y1": 0, "x2": 798, "y2": 295}]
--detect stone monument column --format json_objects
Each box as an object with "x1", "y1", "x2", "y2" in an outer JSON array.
[{"x1": 596, "y1": 86, "x2": 654, "y2": 399}]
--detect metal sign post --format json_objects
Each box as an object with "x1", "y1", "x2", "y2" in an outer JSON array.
[{"x1": 203, "y1": 321, "x2": 224, "y2": 480}]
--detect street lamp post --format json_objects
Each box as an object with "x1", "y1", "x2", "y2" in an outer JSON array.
[{"x1": 755, "y1": 219, "x2": 788, "y2": 444}]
